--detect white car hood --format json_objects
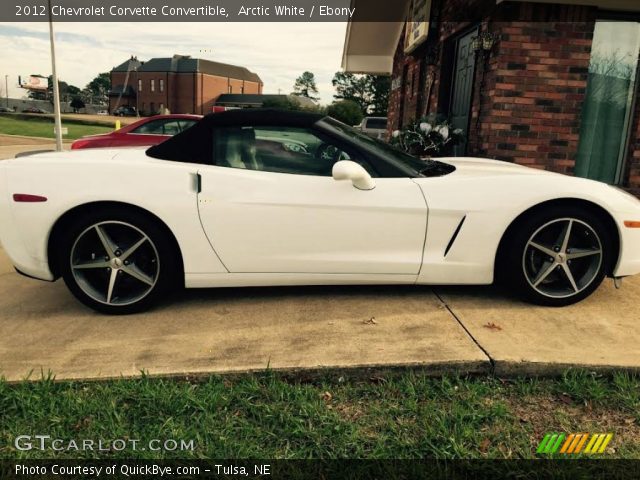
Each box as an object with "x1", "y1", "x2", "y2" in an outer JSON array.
[{"x1": 438, "y1": 156, "x2": 558, "y2": 178}]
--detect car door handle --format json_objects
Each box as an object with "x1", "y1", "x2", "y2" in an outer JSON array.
[{"x1": 192, "y1": 173, "x2": 202, "y2": 193}]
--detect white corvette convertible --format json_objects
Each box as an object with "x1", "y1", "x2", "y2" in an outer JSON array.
[{"x1": 1, "y1": 109, "x2": 639, "y2": 314}]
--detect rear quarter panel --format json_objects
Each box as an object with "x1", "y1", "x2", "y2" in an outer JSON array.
[{"x1": 1, "y1": 151, "x2": 227, "y2": 279}]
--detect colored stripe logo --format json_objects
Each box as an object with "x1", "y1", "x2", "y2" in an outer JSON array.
[{"x1": 537, "y1": 433, "x2": 613, "y2": 455}]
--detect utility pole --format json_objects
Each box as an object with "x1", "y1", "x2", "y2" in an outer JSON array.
[
  {"x1": 48, "y1": 0, "x2": 63, "y2": 151},
  {"x1": 4, "y1": 75, "x2": 8, "y2": 108},
  {"x1": 135, "y1": 66, "x2": 140, "y2": 117}
]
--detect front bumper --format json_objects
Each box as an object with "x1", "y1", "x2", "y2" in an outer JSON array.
[
  {"x1": 614, "y1": 218, "x2": 640, "y2": 277},
  {"x1": 0, "y1": 164, "x2": 55, "y2": 281}
]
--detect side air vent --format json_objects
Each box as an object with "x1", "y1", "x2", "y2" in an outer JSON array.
[{"x1": 444, "y1": 215, "x2": 466, "y2": 257}]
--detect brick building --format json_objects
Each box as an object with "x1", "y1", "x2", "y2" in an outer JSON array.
[
  {"x1": 109, "y1": 55, "x2": 262, "y2": 115},
  {"x1": 342, "y1": 0, "x2": 640, "y2": 195}
]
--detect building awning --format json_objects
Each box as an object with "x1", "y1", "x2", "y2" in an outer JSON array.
[
  {"x1": 497, "y1": 0, "x2": 640, "y2": 11},
  {"x1": 341, "y1": 0, "x2": 414, "y2": 74},
  {"x1": 341, "y1": 21, "x2": 408, "y2": 74}
]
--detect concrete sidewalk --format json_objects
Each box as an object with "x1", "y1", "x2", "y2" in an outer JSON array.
[
  {"x1": 0, "y1": 245, "x2": 638, "y2": 382},
  {"x1": 436, "y1": 278, "x2": 640, "y2": 376}
]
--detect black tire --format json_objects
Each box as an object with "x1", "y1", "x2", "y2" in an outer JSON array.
[
  {"x1": 501, "y1": 205, "x2": 613, "y2": 307},
  {"x1": 58, "y1": 207, "x2": 180, "y2": 314}
]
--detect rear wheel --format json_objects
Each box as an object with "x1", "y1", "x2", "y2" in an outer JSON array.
[
  {"x1": 58, "y1": 208, "x2": 179, "y2": 314},
  {"x1": 502, "y1": 207, "x2": 612, "y2": 306}
]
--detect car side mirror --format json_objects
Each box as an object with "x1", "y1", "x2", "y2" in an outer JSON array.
[{"x1": 332, "y1": 160, "x2": 376, "y2": 191}]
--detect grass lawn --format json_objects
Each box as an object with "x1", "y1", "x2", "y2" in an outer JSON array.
[
  {"x1": 0, "y1": 115, "x2": 113, "y2": 140},
  {"x1": 1, "y1": 370, "x2": 638, "y2": 460}
]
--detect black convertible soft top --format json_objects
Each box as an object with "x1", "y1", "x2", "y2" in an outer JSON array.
[{"x1": 147, "y1": 108, "x2": 325, "y2": 164}]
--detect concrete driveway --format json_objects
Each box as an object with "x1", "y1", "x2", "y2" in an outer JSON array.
[
  {"x1": 0, "y1": 246, "x2": 639, "y2": 382},
  {"x1": 0, "y1": 135, "x2": 71, "y2": 160}
]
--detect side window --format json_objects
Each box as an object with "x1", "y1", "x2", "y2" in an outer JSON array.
[
  {"x1": 132, "y1": 120, "x2": 164, "y2": 135},
  {"x1": 132, "y1": 120, "x2": 181, "y2": 135},
  {"x1": 366, "y1": 118, "x2": 387, "y2": 130},
  {"x1": 213, "y1": 126, "x2": 374, "y2": 176},
  {"x1": 178, "y1": 120, "x2": 197, "y2": 132},
  {"x1": 162, "y1": 121, "x2": 180, "y2": 136}
]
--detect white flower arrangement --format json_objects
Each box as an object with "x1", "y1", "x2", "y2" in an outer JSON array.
[
  {"x1": 419, "y1": 122, "x2": 432, "y2": 134},
  {"x1": 390, "y1": 116, "x2": 464, "y2": 157}
]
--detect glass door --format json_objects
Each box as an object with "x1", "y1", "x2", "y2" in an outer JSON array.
[
  {"x1": 575, "y1": 21, "x2": 640, "y2": 184},
  {"x1": 449, "y1": 27, "x2": 478, "y2": 156}
]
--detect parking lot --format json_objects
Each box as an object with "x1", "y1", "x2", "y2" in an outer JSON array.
[{"x1": 1, "y1": 244, "x2": 639, "y2": 382}]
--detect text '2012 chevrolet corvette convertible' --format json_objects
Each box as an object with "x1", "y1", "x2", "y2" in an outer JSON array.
[{"x1": 1, "y1": 109, "x2": 640, "y2": 314}]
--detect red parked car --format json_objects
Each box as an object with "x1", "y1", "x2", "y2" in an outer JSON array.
[{"x1": 71, "y1": 114, "x2": 202, "y2": 150}]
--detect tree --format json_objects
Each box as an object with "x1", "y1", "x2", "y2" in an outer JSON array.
[
  {"x1": 70, "y1": 96, "x2": 85, "y2": 113},
  {"x1": 292, "y1": 71, "x2": 319, "y2": 101},
  {"x1": 370, "y1": 76, "x2": 391, "y2": 116},
  {"x1": 28, "y1": 76, "x2": 80, "y2": 102},
  {"x1": 66, "y1": 85, "x2": 81, "y2": 96},
  {"x1": 262, "y1": 96, "x2": 303, "y2": 111},
  {"x1": 86, "y1": 73, "x2": 111, "y2": 103},
  {"x1": 332, "y1": 72, "x2": 390, "y2": 116},
  {"x1": 326, "y1": 100, "x2": 363, "y2": 126}
]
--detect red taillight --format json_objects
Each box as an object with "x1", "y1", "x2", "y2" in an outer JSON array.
[{"x1": 13, "y1": 194, "x2": 47, "y2": 202}]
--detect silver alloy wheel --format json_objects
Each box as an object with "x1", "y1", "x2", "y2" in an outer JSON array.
[
  {"x1": 522, "y1": 218, "x2": 603, "y2": 299},
  {"x1": 70, "y1": 221, "x2": 160, "y2": 306}
]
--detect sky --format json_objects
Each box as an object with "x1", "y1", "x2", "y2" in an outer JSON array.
[{"x1": 0, "y1": 22, "x2": 348, "y2": 105}]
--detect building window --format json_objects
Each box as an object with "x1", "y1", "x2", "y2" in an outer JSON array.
[
  {"x1": 576, "y1": 21, "x2": 640, "y2": 184},
  {"x1": 151, "y1": 79, "x2": 155, "y2": 92},
  {"x1": 160, "y1": 79, "x2": 164, "y2": 92},
  {"x1": 138, "y1": 79, "x2": 142, "y2": 92}
]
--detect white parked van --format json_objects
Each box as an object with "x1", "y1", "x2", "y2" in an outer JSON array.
[{"x1": 355, "y1": 117, "x2": 388, "y2": 139}]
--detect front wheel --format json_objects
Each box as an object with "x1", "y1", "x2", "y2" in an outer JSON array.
[
  {"x1": 502, "y1": 207, "x2": 613, "y2": 306},
  {"x1": 58, "y1": 209, "x2": 179, "y2": 314}
]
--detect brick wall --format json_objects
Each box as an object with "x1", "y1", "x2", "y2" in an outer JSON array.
[
  {"x1": 625, "y1": 99, "x2": 640, "y2": 195},
  {"x1": 111, "y1": 70, "x2": 263, "y2": 115},
  {"x1": 201, "y1": 74, "x2": 230, "y2": 113},
  {"x1": 169, "y1": 73, "x2": 197, "y2": 114},
  {"x1": 477, "y1": 19, "x2": 595, "y2": 174},
  {"x1": 109, "y1": 72, "x2": 135, "y2": 112}
]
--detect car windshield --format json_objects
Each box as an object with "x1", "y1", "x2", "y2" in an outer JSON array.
[{"x1": 320, "y1": 117, "x2": 453, "y2": 177}]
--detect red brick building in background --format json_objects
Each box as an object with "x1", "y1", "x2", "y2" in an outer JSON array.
[
  {"x1": 109, "y1": 55, "x2": 262, "y2": 116},
  {"x1": 342, "y1": 0, "x2": 640, "y2": 195}
]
